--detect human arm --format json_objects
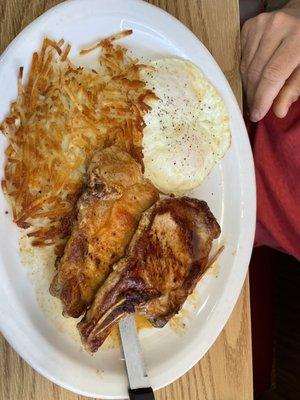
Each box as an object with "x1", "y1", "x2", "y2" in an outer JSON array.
[{"x1": 240, "y1": 0, "x2": 300, "y2": 121}]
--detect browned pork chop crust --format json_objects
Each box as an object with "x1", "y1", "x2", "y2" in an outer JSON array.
[
  {"x1": 50, "y1": 146, "x2": 158, "y2": 317},
  {"x1": 78, "y1": 197, "x2": 220, "y2": 352}
]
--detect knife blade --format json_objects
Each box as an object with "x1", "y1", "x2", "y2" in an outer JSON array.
[{"x1": 119, "y1": 315, "x2": 155, "y2": 400}]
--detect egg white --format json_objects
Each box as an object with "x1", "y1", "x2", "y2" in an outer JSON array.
[{"x1": 141, "y1": 58, "x2": 231, "y2": 194}]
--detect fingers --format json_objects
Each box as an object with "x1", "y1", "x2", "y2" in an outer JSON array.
[
  {"x1": 245, "y1": 31, "x2": 284, "y2": 109},
  {"x1": 272, "y1": 67, "x2": 300, "y2": 118},
  {"x1": 250, "y1": 38, "x2": 300, "y2": 121},
  {"x1": 240, "y1": 10, "x2": 300, "y2": 121},
  {"x1": 240, "y1": 16, "x2": 265, "y2": 86},
  {"x1": 246, "y1": 37, "x2": 280, "y2": 108}
]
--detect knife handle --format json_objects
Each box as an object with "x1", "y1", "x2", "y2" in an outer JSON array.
[{"x1": 128, "y1": 387, "x2": 155, "y2": 400}]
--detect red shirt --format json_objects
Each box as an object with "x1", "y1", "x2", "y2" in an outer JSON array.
[{"x1": 248, "y1": 99, "x2": 300, "y2": 260}]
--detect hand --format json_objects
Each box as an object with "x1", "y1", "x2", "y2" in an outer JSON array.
[{"x1": 240, "y1": 1, "x2": 300, "y2": 121}]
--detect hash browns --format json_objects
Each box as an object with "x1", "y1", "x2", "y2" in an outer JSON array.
[{"x1": 0, "y1": 30, "x2": 157, "y2": 250}]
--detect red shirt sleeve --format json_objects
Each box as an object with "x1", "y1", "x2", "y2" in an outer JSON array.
[{"x1": 248, "y1": 99, "x2": 300, "y2": 260}]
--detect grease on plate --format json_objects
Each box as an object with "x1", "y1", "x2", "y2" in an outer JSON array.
[{"x1": 19, "y1": 231, "x2": 216, "y2": 347}]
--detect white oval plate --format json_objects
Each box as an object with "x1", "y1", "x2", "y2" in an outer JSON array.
[{"x1": 0, "y1": 0, "x2": 256, "y2": 398}]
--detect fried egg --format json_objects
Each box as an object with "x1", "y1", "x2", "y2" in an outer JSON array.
[{"x1": 141, "y1": 58, "x2": 231, "y2": 194}]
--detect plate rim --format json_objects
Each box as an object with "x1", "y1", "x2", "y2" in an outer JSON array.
[{"x1": 0, "y1": 0, "x2": 256, "y2": 398}]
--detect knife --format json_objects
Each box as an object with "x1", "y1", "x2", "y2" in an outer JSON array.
[{"x1": 119, "y1": 315, "x2": 155, "y2": 400}]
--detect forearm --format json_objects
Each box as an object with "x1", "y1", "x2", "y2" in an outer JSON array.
[
  {"x1": 264, "y1": 0, "x2": 300, "y2": 10},
  {"x1": 285, "y1": 0, "x2": 300, "y2": 8}
]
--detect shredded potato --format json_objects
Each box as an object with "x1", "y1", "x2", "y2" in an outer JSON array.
[{"x1": 0, "y1": 30, "x2": 157, "y2": 250}]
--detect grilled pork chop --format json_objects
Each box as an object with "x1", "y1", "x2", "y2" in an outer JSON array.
[
  {"x1": 50, "y1": 146, "x2": 158, "y2": 317},
  {"x1": 78, "y1": 197, "x2": 220, "y2": 352}
]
